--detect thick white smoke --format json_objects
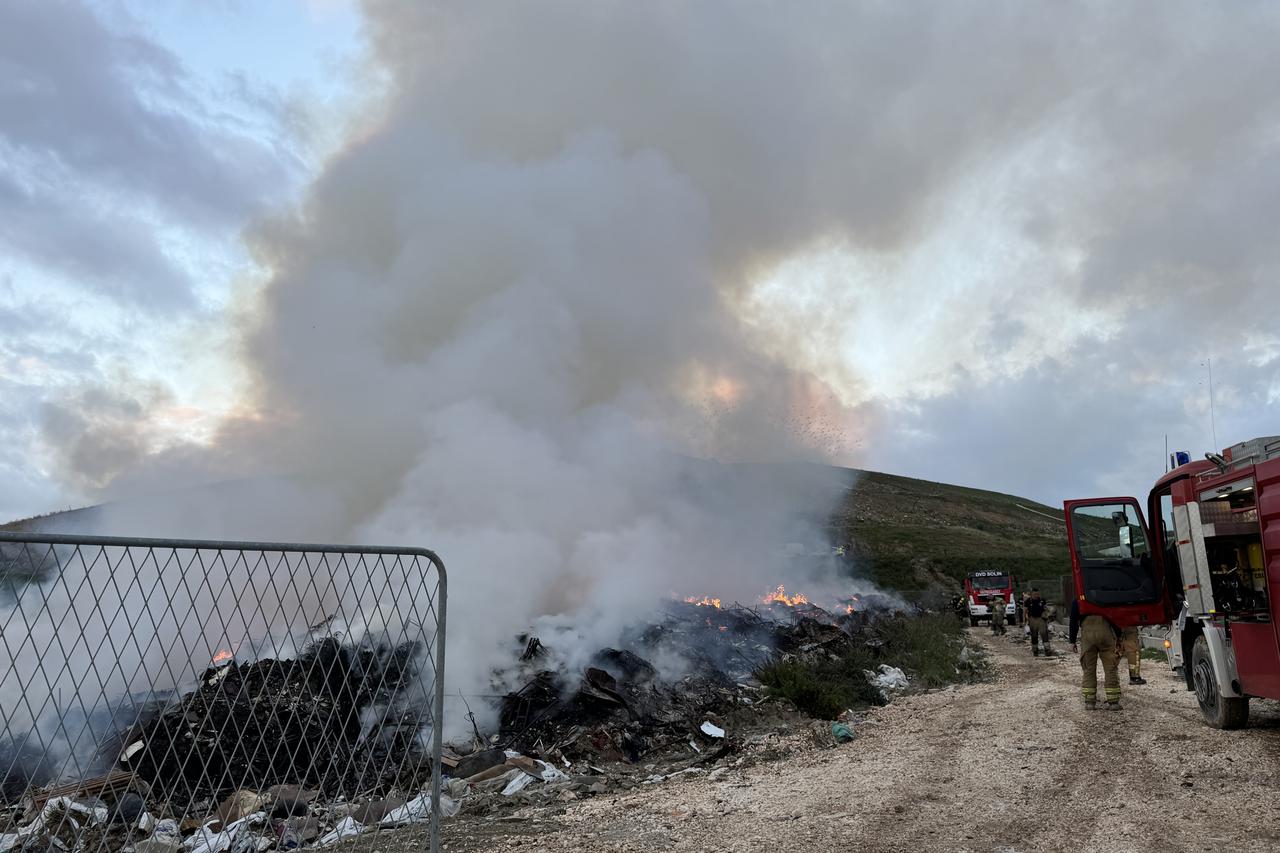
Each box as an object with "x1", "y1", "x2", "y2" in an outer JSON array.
[
  {"x1": 30, "y1": 0, "x2": 1280, "y2": 734},
  {"x1": 22, "y1": 2, "x2": 891, "y2": 733}
]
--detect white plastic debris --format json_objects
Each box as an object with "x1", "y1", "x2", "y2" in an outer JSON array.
[
  {"x1": 2, "y1": 796, "x2": 110, "y2": 848},
  {"x1": 863, "y1": 664, "x2": 909, "y2": 697},
  {"x1": 501, "y1": 772, "x2": 536, "y2": 796},
  {"x1": 700, "y1": 721, "x2": 726, "y2": 739},
  {"x1": 120, "y1": 741, "x2": 145, "y2": 762},
  {"x1": 317, "y1": 817, "x2": 364, "y2": 846},
  {"x1": 184, "y1": 825, "x2": 233, "y2": 853},
  {"x1": 533, "y1": 760, "x2": 568, "y2": 782},
  {"x1": 184, "y1": 812, "x2": 264, "y2": 853},
  {"x1": 380, "y1": 792, "x2": 460, "y2": 823},
  {"x1": 154, "y1": 819, "x2": 181, "y2": 842}
]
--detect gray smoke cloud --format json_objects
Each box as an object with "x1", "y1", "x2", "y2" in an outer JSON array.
[{"x1": 25, "y1": 1, "x2": 1280, "y2": 728}]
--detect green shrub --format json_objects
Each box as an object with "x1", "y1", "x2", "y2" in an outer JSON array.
[
  {"x1": 755, "y1": 612, "x2": 972, "y2": 718},
  {"x1": 755, "y1": 656, "x2": 884, "y2": 719}
]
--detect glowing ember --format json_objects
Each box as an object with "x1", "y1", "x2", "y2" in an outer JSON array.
[
  {"x1": 211, "y1": 648, "x2": 234, "y2": 665},
  {"x1": 760, "y1": 585, "x2": 808, "y2": 607},
  {"x1": 684, "y1": 596, "x2": 722, "y2": 608}
]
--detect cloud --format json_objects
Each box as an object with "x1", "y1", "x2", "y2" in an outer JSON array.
[
  {"x1": 0, "y1": 0, "x2": 291, "y2": 227},
  {"x1": 0, "y1": 0, "x2": 306, "y2": 313}
]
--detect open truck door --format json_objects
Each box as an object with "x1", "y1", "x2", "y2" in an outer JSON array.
[{"x1": 1063, "y1": 497, "x2": 1166, "y2": 627}]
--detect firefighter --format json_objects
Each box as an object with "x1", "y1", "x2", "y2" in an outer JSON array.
[
  {"x1": 1069, "y1": 599, "x2": 1122, "y2": 710},
  {"x1": 1026, "y1": 588, "x2": 1053, "y2": 657},
  {"x1": 1120, "y1": 626, "x2": 1146, "y2": 685},
  {"x1": 989, "y1": 594, "x2": 1007, "y2": 635}
]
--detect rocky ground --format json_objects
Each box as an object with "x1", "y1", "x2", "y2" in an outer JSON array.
[{"x1": 355, "y1": 627, "x2": 1280, "y2": 853}]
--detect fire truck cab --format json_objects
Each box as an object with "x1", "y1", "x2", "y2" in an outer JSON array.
[
  {"x1": 1063, "y1": 435, "x2": 1280, "y2": 729},
  {"x1": 963, "y1": 570, "x2": 1017, "y2": 627}
]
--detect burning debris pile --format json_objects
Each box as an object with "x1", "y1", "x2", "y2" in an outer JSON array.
[
  {"x1": 475, "y1": 588, "x2": 908, "y2": 776},
  {"x1": 0, "y1": 582, "x2": 944, "y2": 853},
  {"x1": 0, "y1": 637, "x2": 441, "y2": 853},
  {"x1": 119, "y1": 638, "x2": 428, "y2": 805}
]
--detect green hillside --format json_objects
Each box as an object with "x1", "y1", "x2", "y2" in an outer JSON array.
[{"x1": 829, "y1": 469, "x2": 1070, "y2": 595}]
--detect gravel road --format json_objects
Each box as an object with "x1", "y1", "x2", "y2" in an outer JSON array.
[{"x1": 385, "y1": 628, "x2": 1280, "y2": 852}]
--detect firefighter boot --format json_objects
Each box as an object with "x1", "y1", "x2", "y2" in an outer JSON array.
[
  {"x1": 1032, "y1": 646, "x2": 1041, "y2": 657},
  {"x1": 1129, "y1": 658, "x2": 1146, "y2": 685},
  {"x1": 1103, "y1": 701, "x2": 1123, "y2": 710}
]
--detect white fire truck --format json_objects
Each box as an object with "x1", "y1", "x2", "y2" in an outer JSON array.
[{"x1": 1063, "y1": 435, "x2": 1280, "y2": 729}]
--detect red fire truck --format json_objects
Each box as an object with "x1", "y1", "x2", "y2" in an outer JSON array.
[
  {"x1": 963, "y1": 569, "x2": 1017, "y2": 627},
  {"x1": 1063, "y1": 435, "x2": 1280, "y2": 728}
]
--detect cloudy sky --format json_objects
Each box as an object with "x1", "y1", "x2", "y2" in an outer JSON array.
[{"x1": 3, "y1": 0, "x2": 1279, "y2": 528}]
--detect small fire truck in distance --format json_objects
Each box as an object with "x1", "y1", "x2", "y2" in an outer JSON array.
[
  {"x1": 963, "y1": 570, "x2": 1017, "y2": 627},
  {"x1": 1063, "y1": 435, "x2": 1280, "y2": 729}
]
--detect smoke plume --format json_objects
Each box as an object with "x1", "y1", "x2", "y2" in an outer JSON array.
[{"x1": 29, "y1": 0, "x2": 1280, "y2": 727}]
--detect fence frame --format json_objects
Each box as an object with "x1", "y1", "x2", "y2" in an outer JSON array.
[{"x1": 0, "y1": 531, "x2": 448, "y2": 853}]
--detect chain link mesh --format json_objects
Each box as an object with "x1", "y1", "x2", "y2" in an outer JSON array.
[{"x1": 0, "y1": 533, "x2": 446, "y2": 853}]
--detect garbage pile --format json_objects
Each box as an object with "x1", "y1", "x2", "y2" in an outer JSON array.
[
  {"x1": 486, "y1": 596, "x2": 904, "y2": 769},
  {"x1": 117, "y1": 637, "x2": 429, "y2": 805},
  {"x1": 0, "y1": 636, "x2": 440, "y2": 853},
  {"x1": 0, "y1": 593, "x2": 914, "y2": 852},
  {"x1": 0, "y1": 781, "x2": 458, "y2": 853}
]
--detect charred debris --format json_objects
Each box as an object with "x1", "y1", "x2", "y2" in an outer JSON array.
[
  {"x1": 487, "y1": 595, "x2": 907, "y2": 766},
  {"x1": 0, "y1": 595, "x2": 954, "y2": 853}
]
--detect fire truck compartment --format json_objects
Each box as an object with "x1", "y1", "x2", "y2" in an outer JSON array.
[
  {"x1": 1231, "y1": 621, "x2": 1280, "y2": 698},
  {"x1": 1192, "y1": 476, "x2": 1271, "y2": 617}
]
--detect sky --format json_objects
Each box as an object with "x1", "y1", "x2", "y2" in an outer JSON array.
[{"x1": 3, "y1": 0, "x2": 1279, "y2": 528}]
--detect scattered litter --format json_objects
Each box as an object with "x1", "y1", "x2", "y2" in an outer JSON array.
[
  {"x1": 380, "y1": 792, "x2": 459, "y2": 823},
  {"x1": 501, "y1": 773, "x2": 537, "y2": 796},
  {"x1": 700, "y1": 721, "x2": 726, "y2": 739},
  {"x1": 831, "y1": 722, "x2": 855, "y2": 743},
  {"x1": 317, "y1": 818, "x2": 364, "y2": 846},
  {"x1": 864, "y1": 664, "x2": 910, "y2": 697}
]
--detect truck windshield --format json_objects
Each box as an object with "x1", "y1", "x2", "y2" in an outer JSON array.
[
  {"x1": 1070, "y1": 502, "x2": 1157, "y2": 605},
  {"x1": 968, "y1": 572, "x2": 1009, "y2": 588}
]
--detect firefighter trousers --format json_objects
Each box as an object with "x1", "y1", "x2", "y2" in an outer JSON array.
[
  {"x1": 1079, "y1": 615, "x2": 1121, "y2": 704},
  {"x1": 1120, "y1": 627, "x2": 1141, "y2": 677},
  {"x1": 1028, "y1": 616, "x2": 1051, "y2": 651}
]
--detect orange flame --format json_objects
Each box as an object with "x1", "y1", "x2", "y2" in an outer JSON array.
[
  {"x1": 684, "y1": 596, "x2": 722, "y2": 608},
  {"x1": 761, "y1": 585, "x2": 809, "y2": 607},
  {"x1": 212, "y1": 648, "x2": 234, "y2": 665}
]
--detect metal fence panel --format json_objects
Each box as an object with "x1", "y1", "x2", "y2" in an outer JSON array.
[{"x1": 0, "y1": 532, "x2": 446, "y2": 853}]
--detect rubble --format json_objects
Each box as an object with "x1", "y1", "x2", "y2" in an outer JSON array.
[
  {"x1": 0, "y1": 590, "x2": 938, "y2": 853},
  {"x1": 118, "y1": 637, "x2": 430, "y2": 807}
]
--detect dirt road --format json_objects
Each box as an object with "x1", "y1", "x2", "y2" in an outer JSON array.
[{"x1": 419, "y1": 628, "x2": 1280, "y2": 852}]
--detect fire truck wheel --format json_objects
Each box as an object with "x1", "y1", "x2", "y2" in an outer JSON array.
[
  {"x1": 970, "y1": 617, "x2": 980, "y2": 627},
  {"x1": 1191, "y1": 635, "x2": 1249, "y2": 730}
]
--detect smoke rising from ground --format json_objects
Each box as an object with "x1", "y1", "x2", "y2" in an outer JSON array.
[{"x1": 24, "y1": 1, "x2": 1280, "y2": 725}]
